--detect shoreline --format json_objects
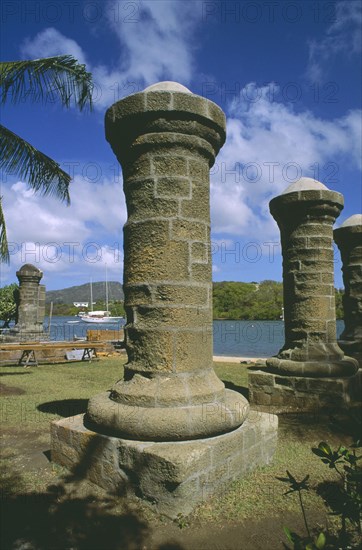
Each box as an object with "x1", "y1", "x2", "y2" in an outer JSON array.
[{"x1": 213, "y1": 356, "x2": 266, "y2": 364}]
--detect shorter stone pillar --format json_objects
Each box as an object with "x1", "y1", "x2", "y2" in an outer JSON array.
[
  {"x1": 248, "y1": 179, "x2": 358, "y2": 412},
  {"x1": 334, "y1": 214, "x2": 362, "y2": 367},
  {"x1": 13, "y1": 264, "x2": 46, "y2": 341}
]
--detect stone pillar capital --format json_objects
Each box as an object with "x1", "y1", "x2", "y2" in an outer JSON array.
[
  {"x1": 270, "y1": 186, "x2": 344, "y2": 227},
  {"x1": 105, "y1": 82, "x2": 226, "y2": 167},
  {"x1": 334, "y1": 214, "x2": 362, "y2": 247},
  {"x1": 16, "y1": 263, "x2": 43, "y2": 285}
]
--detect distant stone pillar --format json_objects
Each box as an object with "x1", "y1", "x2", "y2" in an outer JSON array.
[
  {"x1": 87, "y1": 81, "x2": 249, "y2": 440},
  {"x1": 266, "y1": 178, "x2": 357, "y2": 377},
  {"x1": 14, "y1": 264, "x2": 46, "y2": 340},
  {"x1": 334, "y1": 214, "x2": 362, "y2": 365}
]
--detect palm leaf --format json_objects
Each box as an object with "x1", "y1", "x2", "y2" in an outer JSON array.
[
  {"x1": 0, "y1": 124, "x2": 71, "y2": 203},
  {"x1": 0, "y1": 197, "x2": 10, "y2": 264},
  {"x1": 0, "y1": 55, "x2": 93, "y2": 111}
]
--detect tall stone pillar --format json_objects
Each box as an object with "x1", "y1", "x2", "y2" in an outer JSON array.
[
  {"x1": 13, "y1": 264, "x2": 46, "y2": 341},
  {"x1": 86, "y1": 81, "x2": 249, "y2": 440},
  {"x1": 334, "y1": 214, "x2": 362, "y2": 366},
  {"x1": 51, "y1": 82, "x2": 278, "y2": 517},
  {"x1": 248, "y1": 179, "x2": 358, "y2": 411}
]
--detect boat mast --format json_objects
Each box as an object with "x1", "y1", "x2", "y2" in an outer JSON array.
[
  {"x1": 90, "y1": 278, "x2": 93, "y2": 312},
  {"x1": 105, "y1": 264, "x2": 109, "y2": 313}
]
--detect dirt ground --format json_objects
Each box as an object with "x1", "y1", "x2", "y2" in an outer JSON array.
[
  {"x1": 0, "y1": 414, "x2": 324, "y2": 548},
  {"x1": 1, "y1": 424, "x2": 321, "y2": 550},
  {"x1": 0, "y1": 380, "x2": 359, "y2": 550}
]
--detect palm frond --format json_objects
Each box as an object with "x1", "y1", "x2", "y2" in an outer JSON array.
[
  {"x1": 0, "y1": 124, "x2": 71, "y2": 203},
  {"x1": 0, "y1": 197, "x2": 10, "y2": 264},
  {"x1": 0, "y1": 55, "x2": 93, "y2": 111}
]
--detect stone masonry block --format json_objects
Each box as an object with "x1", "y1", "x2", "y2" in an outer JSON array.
[
  {"x1": 124, "y1": 223, "x2": 190, "y2": 283},
  {"x1": 124, "y1": 284, "x2": 153, "y2": 306},
  {"x1": 152, "y1": 156, "x2": 188, "y2": 177},
  {"x1": 125, "y1": 328, "x2": 174, "y2": 372},
  {"x1": 191, "y1": 263, "x2": 212, "y2": 283},
  {"x1": 187, "y1": 159, "x2": 209, "y2": 181},
  {"x1": 172, "y1": 92, "x2": 208, "y2": 117},
  {"x1": 155, "y1": 177, "x2": 191, "y2": 198},
  {"x1": 51, "y1": 411, "x2": 277, "y2": 518},
  {"x1": 123, "y1": 156, "x2": 153, "y2": 181},
  {"x1": 126, "y1": 179, "x2": 179, "y2": 220},
  {"x1": 174, "y1": 331, "x2": 212, "y2": 372},
  {"x1": 181, "y1": 182, "x2": 209, "y2": 220},
  {"x1": 154, "y1": 284, "x2": 209, "y2": 307},
  {"x1": 145, "y1": 91, "x2": 173, "y2": 111},
  {"x1": 249, "y1": 370, "x2": 360, "y2": 412},
  {"x1": 191, "y1": 242, "x2": 208, "y2": 263},
  {"x1": 248, "y1": 371, "x2": 276, "y2": 387},
  {"x1": 134, "y1": 305, "x2": 210, "y2": 330},
  {"x1": 171, "y1": 219, "x2": 207, "y2": 241},
  {"x1": 107, "y1": 92, "x2": 146, "y2": 122}
]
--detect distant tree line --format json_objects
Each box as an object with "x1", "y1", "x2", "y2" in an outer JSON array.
[{"x1": 213, "y1": 281, "x2": 344, "y2": 320}]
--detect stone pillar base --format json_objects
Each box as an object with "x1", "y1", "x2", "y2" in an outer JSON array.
[
  {"x1": 338, "y1": 340, "x2": 362, "y2": 369},
  {"x1": 266, "y1": 355, "x2": 358, "y2": 377},
  {"x1": 248, "y1": 370, "x2": 361, "y2": 412},
  {"x1": 51, "y1": 412, "x2": 278, "y2": 518}
]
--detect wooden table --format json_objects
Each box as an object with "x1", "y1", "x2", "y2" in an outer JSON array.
[{"x1": 0, "y1": 341, "x2": 106, "y2": 367}]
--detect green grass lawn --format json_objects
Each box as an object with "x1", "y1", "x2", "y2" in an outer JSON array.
[
  {"x1": 1, "y1": 358, "x2": 360, "y2": 549},
  {"x1": 1, "y1": 358, "x2": 126, "y2": 428}
]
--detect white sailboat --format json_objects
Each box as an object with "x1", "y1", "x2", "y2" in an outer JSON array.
[{"x1": 80, "y1": 269, "x2": 125, "y2": 324}]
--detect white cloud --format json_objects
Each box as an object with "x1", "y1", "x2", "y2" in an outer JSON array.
[
  {"x1": 210, "y1": 84, "x2": 362, "y2": 237},
  {"x1": 20, "y1": 0, "x2": 202, "y2": 110},
  {"x1": 21, "y1": 27, "x2": 87, "y2": 65},
  {"x1": 2, "y1": 241, "x2": 123, "y2": 287},
  {"x1": 105, "y1": 0, "x2": 199, "y2": 83},
  {"x1": 1, "y1": 175, "x2": 126, "y2": 285},
  {"x1": 306, "y1": 0, "x2": 362, "y2": 81}
]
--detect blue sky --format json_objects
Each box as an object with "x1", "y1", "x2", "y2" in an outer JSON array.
[{"x1": 1, "y1": 0, "x2": 361, "y2": 290}]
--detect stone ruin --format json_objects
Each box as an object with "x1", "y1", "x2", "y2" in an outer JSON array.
[
  {"x1": 1, "y1": 263, "x2": 46, "y2": 342},
  {"x1": 50, "y1": 81, "x2": 360, "y2": 516},
  {"x1": 248, "y1": 178, "x2": 359, "y2": 411},
  {"x1": 334, "y1": 214, "x2": 362, "y2": 368},
  {"x1": 51, "y1": 81, "x2": 278, "y2": 517}
]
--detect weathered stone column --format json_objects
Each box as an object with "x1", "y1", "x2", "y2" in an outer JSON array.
[
  {"x1": 52, "y1": 82, "x2": 278, "y2": 516},
  {"x1": 249, "y1": 179, "x2": 358, "y2": 412},
  {"x1": 266, "y1": 178, "x2": 357, "y2": 377},
  {"x1": 334, "y1": 214, "x2": 362, "y2": 365},
  {"x1": 13, "y1": 263, "x2": 46, "y2": 340},
  {"x1": 86, "y1": 81, "x2": 249, "y2": 441}
]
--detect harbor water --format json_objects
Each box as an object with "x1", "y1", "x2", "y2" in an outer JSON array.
[{"x1": 43, "y1": 317, "x2": 345, "y2": 359}]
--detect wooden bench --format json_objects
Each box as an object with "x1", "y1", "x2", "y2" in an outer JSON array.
[{"x1": 0, "y1": 341, "x2": 106, "y2": 367}]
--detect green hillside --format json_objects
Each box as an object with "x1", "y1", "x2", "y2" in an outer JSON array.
[
  {"x1": 46, "y1": 281, "x2": 124, "y2": 304},
  {"x1": 213, "y1": 280, "x2": 283, "y2": 320}
]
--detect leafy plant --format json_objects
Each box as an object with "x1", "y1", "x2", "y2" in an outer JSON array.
[
  {"x1": 276, "y1": 470, "x2": 325, "y2": 549},
  {"x1": 278, "y1": 439, "x2": 362, "y2": 549},
  {"x1": 283, "y1": 527, "x2": 326, "y2": 550},
  {"x1": 0, "y1": 283, "x2": 18, "y2": 326},
  {"x1": 0, "y1": 55, "x2": 93, "y2": 263},
  {"x1": 174, "y1": 512, "x2": 189, "y2": 529},
  {"x1": 312, "y1": 442, "x2": 362, "y2": 536}
]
